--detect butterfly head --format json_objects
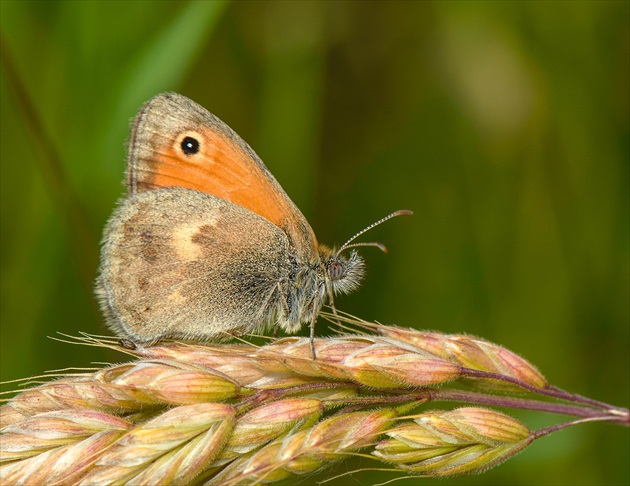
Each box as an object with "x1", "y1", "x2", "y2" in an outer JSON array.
[{"x1": 319, "y1": 246, "x2": 365, "y2": 297}]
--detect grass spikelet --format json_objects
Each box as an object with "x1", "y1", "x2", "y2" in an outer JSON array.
[{"x1": 1, "y1": 324, "x2": 627, "y2": 485}]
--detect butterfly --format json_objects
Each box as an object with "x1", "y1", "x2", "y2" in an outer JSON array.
[{"x1": 96, "y1": 93, "x2": 411, "y2": 357}]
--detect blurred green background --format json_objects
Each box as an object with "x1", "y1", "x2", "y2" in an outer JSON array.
[{"x1": 1, "y1": 1, "x2": 628, "y2": 484}]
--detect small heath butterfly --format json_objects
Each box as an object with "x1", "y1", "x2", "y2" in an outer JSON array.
[{"x1": 97, "y1": 93, "x2": 411, "y2": 355}]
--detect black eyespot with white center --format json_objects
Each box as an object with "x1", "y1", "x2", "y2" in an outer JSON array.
[
  {"x1": 181, "y1": 136, "x2": 200, "y2": 155},
  {"x1": 328, "y1": 261, "x2": 344, "y2": 281}
]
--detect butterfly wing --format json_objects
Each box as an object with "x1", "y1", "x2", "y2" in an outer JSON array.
[
  {"x1": 127, "y1": 92, "x2": 317, "y2": 260},
  {"x1": 97, "y1": 188, "x2": 293, "y2": 343}
]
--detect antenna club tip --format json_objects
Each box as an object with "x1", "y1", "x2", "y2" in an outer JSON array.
[
  {"x1": 376, "y1": 242, "x2": 389, "y2": 253},
  {"x1": 338, "y1": 209, "x2": 413, "y2": 253}
]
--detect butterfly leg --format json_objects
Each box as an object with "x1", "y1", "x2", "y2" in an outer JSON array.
[
  {"x1": 326, "y1": 286, "x2": 344, "y2": 332},
  {"x1": 309, "y1": 313, "x2": 317, "y2": 359},
  {"x1": 281, "y1": 282, "x2": 296, "y2": 338}
]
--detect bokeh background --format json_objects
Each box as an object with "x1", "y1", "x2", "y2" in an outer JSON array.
[{"x1": 1, "y1": 1, "x2": 628, "y2": 484}]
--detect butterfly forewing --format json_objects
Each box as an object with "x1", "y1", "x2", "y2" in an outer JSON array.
[{"x1": 127, "y1": 92, "x2": 318, "y2": 260}]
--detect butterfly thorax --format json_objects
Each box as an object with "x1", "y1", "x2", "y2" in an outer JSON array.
[{"x1": 276, "y1": 244, "x2": 364, "y2": 333}]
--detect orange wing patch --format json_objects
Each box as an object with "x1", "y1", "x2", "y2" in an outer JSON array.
[
  {"x1": 131, "y1": 125, "x2": 300, "y2": 243},
  {"x1": 126, "y1": 93, "x2": 318, "y2": 259}
]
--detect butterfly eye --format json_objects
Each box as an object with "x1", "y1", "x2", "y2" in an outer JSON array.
[
  {"x1": 180, "y1": 136, "x2": 200, "y2": 155},
  {"x1": 328, "y1": 261, "x2": 344, "y2": 281}
]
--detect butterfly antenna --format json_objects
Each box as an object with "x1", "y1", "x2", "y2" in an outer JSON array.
[
  {"x1": 340, "y1": 241, "x2": 389, "y2": 253},
  {"x1": 337, "y1": 209, "x2": 413, "y2": 254}
]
